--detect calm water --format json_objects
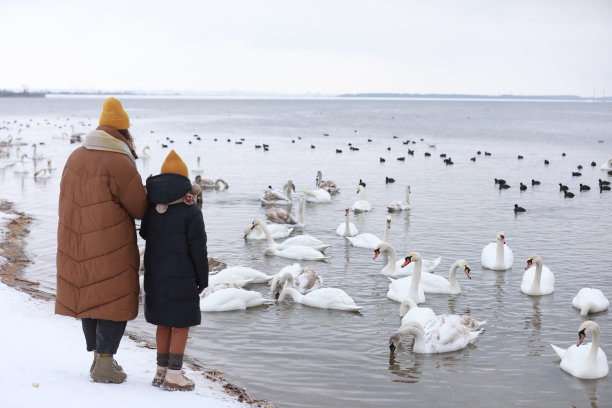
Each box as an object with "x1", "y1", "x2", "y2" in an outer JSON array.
[{"x1": 1, "y1": 96, "x2": 611, "y2": 407}]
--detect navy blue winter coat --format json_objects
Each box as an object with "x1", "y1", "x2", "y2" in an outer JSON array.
[{"x1": 140, "y1": 173, "x2": 209, "y2": 327}]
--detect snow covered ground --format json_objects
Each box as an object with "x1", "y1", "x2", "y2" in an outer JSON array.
[{"x1": 0, "y1": 282, "x2": 249, "y2": 408}]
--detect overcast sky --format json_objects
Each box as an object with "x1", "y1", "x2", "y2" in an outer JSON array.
[{"x1": 1, "y1": 0, "x2": 611, "y2": 96}]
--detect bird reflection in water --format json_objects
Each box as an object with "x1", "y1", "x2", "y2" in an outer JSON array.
[
  {"x1": 388, "y1": 352, "x2": 423, "y2": 384},
  {"x1": 524, "y1": 296, "x2": 545, "y2": 357}
]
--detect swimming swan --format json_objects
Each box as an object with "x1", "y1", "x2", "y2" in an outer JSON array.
[
  {"x1": 389, "y1": 318, "x2": 482, "y2": 354},
  {"x1": 336, "y1": 207, "x2": 358, "y2": 237},
  {"x1": 386, "y1": 251, "x2": 426, "y2": 304},
  {"x1": 251, "y1": 218, "x2": 329, "y2": 252},
  {"x1": 244, "y1": 222, "x2": 293, "y2": 240},
  {"x1": 266, "y1": 196, "x2": 304, "y2": 226},
  {"x1": 316, "y1": 170, "x2": 339, "y2": 194},
  {"x1": 208, "y1": 266, "x2": 274, "y2": 285},
  {"x1": 304, "y1": 187, "x2": 331, "y2": 203},
  {"x1": 551, "y1": 321, "x2": 608, "y2": 379},
  {"x1": 481, "y1": 231, "x2": 513, "y2": 270},
  {"x1": 387, "y1": 185, "x2": 411, "y2": 212},
  {"x1": 278, "y1": 287, "x2": 362, "y2": 311},
  {"x1": 374, "y1": 242, "x2": 441, "y2": 277},
  {"x1": 347, "y1": 216, "x2": 391, "y2": 249},
  {"x1": 200, "y1": 287, "x2": 274, "y2": 312},
  {"x1": 352, "y1": 184, "x2": 372, "y2": 213},
  {"x1": 270, "y1": 263, "x2": 323, "y2": 299},
  {"x1": 600, "y1": 158, "x2": 612, "y2": 171},
  {"x1": 572, "y1": 288, "x2": 609, "y2": 316},
  {"x1": 260, "y1": 180, "x2": 295, "y2": 206},
  {"x1": 520, "y1": 254, "x2": 554, "y2": 295}
]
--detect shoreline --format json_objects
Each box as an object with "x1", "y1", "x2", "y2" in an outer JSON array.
[{"x1": 0, "y1": 199, "x2": 271, "y2": 408}]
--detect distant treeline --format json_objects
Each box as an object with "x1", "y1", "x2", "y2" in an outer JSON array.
[
  {"x1": 338, "y1": 93, "x2": 612, "y2": 101},
  {"x1": 0, "y1": 90, "x2": 46, "y2": 97}
]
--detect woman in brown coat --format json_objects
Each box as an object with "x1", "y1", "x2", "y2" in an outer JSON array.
[{"x1": 55, "y1": 97, "x2": 148, "y2": 384}]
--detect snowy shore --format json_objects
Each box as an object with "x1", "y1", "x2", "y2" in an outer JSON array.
[{"x1": 0, "y1": 201, "x2": 257, "y2": 408}]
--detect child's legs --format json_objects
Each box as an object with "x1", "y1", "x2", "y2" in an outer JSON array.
[
  {"x1": 156, "y1": 325, "x2": 173, "y2": 354},
  {"x1": 169, "y1": 327, "x2": 190, "y2": 355}
]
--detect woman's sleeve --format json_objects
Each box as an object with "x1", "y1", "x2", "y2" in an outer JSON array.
[{"x1": 187, "y1": 210, "x2": 209, "y2": 292}]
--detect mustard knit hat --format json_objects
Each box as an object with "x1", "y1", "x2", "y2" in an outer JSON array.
[
  {"x1": 99, "y1": 97, "x2": 130, "y2": 129},
  {"x1": 161, "y1": 150, "x2": 189, "y2": 178}
]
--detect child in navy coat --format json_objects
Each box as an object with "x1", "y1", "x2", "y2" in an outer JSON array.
[{"x1": 140, "y1": 149, "x2": 209, "y2": 391}]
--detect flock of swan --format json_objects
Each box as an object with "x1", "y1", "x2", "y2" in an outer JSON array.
[{"x1": 188, "y1": 167, "x2": 610, "y2": 381}]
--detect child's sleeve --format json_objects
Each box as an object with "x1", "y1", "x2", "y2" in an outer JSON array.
[{"x1": 187, "y1": 210, "x2": 209, "y2": 293}]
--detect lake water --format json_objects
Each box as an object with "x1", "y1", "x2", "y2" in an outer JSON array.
[{"x1": 1, "y1": 96, "x2": 611, "y2": 407}]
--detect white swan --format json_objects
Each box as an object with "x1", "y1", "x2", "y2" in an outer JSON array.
[
  {"x1": 481, "y1": 231, "x2": 513, "y2": 270},
  {"x1": 304, "y1": 187, "x2": 331, "y2": 203},
  {"x1": 12, "y1": 154, "x2": 29, "y2": 174},
  {"x1": 141, "y1": 146, "x2": 151, "y2": 158},
  {"x1": 375, "y1": 242, "x2": 441, "y2": 277},
  {"x1": 551, "y1": 321, "x2": 608, "y2": 379},
  {"x1": 399, "y1": 298, "x2": 436, "y2": 327},
  {"x1": 386, "y1": 251, "x2": 426, "y2": 304},
  {"x1": 316, "y1": 170, "x2": 339, "y2": 194},
  {"x1": 520, "y1": 254, "x2": 554, "y2": 295},
  {"x1": 31, "y1": 144, "x2": 45, "y2": 161},
  {"x1": 191, "y1": 156, "x2": 204, "y2": 175},
  {"x1": 572, "y1": 288, "x2": 609, "y2": 316},
  {"x1": 399, "y1": 299, "x2": 486, "y2": 329},
  {"x1": 263, "y1": 246, "x2": 329, "y2": 261},
  {"x1": 266, "y1": 196, "x2": 304, "y2": 226},
  {"x1": 600, "y1": 158, "x2": 612, "y2": 171},
  {"x1": 200, "y1": 281, "x2": 251, "y2": 298},
  {"x1": 387, "y1": 185, "x2": 411, "y2": 212},
  {"x1": 34, "y1": 168, "x2": 51, "y2": 181},
  {"x1": 260, "y1": 180, "x2": 294, "y2": 206},
  {"x1": 270, "y1": 263, "x2": 323, "y2": 298},
  {"x1": 347, "y1": 216, "x2": 391, "y2": 249},
  {"x1": 352, "y1": 185, "x2": 372, "y2": 213},
  {"x1": 278, "y1": 287, "x2": 362, "y2": 311},
  {"x1": 196, "y1": 176, "x2": 229, "y2": 190},
  {"x1": 417, "y1": 259, "x2": 471, "y2": 294},
  {"x1": 244, "y1": 222, "x2": 293, "y2": 240},
  {"x1": 200, "y1": 287, "x2": 274, "y2": 312},
  {"x1": 208, "y1": 266, "x2": 274, "y2": 285},
  {"x1": 336, "y1": 207, "x2": 358, "y2": 237},
  {"x1": 389, "y1": 317, "x2": 482, "y2": 354},
  {"x1": 251, "y1": 218, "x2": 329, "y2": 252}
]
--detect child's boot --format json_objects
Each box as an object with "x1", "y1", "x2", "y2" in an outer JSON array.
[
  {"x1": 90, "y1": 352, "x2": 99, "y2": 373},
  {"x1": 162, "y1": 353, "x2": 194, "y2": 391},
  {"x1": 152, "y1": 353, "x2": 169, "y2": 387}
]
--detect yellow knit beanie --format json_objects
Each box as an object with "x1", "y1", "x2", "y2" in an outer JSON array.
[
  {"x1": 161, "y1": 150, "x2": 189, "y2": 178},
  {"x1": 99, "y1": 97, "x2": 130, "y2": 129}
]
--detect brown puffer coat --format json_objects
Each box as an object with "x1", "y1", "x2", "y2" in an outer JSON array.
[{"x1": 55, "y1": 126, "x2": 149, "y2": 321}]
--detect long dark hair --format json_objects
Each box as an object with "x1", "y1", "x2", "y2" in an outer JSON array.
[{"x1": 117, "y1": 129, "x2": 136, "y2": 150}]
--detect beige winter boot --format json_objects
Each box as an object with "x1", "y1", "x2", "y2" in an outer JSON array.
[
  {"x1": 162, "y1": 369, "x2": 195, "y2": 391},
  {"x1": 91, "y1": 355, "x2": 127, "y2": 384},
  {"x1": 152, "y1": 366, "x2": 167, "y2": 387}
]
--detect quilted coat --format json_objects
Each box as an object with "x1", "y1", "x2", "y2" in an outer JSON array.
[
  {"x1": 55, "y1": 127, "x2": 148, "y2": 321},
  {"x1": 140, "y1": 173, "x2": 209, "y2": 327}
]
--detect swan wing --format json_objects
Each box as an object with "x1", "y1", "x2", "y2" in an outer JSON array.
[
  {"x1": 551, "y1": 344, "x2": 567, "y2": 359},
  {"x1": 346, "y1": 233, "x2": 382, "y2": 249}
]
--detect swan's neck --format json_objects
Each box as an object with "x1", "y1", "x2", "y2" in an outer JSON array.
[
  {"x1": 580, "y1": 301, "x2": 591, "y2": 316},
  {"x1": 383, "y1": 222, "x2": 389, "y2": 242},
  {"x1": 399, "y1": 325, "x2": 425, "y2": 347},
  {"x1": 256, "y1": 223, "x2": 277, "y2": 246},
  {"x1": 529, "y1": 261, "x2": 543, "y2": 293},
  {"x1": 344, "y1": 213, "x2": 350, "y2": 235},
  {"x1": 588, "y1": 329, "x2": 601, "y2": 361},
  {"x1": 496, "y1": 239, "x2": 505, "y2": 264},
  {"x1": 409, "y1": 260, "x2": 422, "y2": 300},
  {"x1": 399, "y1": 298, "x2": 417, "y2": 316},
  {"x1": 285, "y1": 185, "x2": 293, "y2": 200},
  {"x1": 359, "y1": 187, "x2": 366, "y2": 201},
  {"x1": 449, "y1": 262, "x2": 460, "y2": 290},
  {"x1": 385, "y1": 245, "x2": 397, "y2": 271},
  {"x1": 279, "y1": 287, "x2": 303, "y2": 303},
  {"x1": 297, "y1": 198, "x2": 304, "y2": 224},
  {"x1": 405, "y1": 187, "x2": 410, "y2": 203}
]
